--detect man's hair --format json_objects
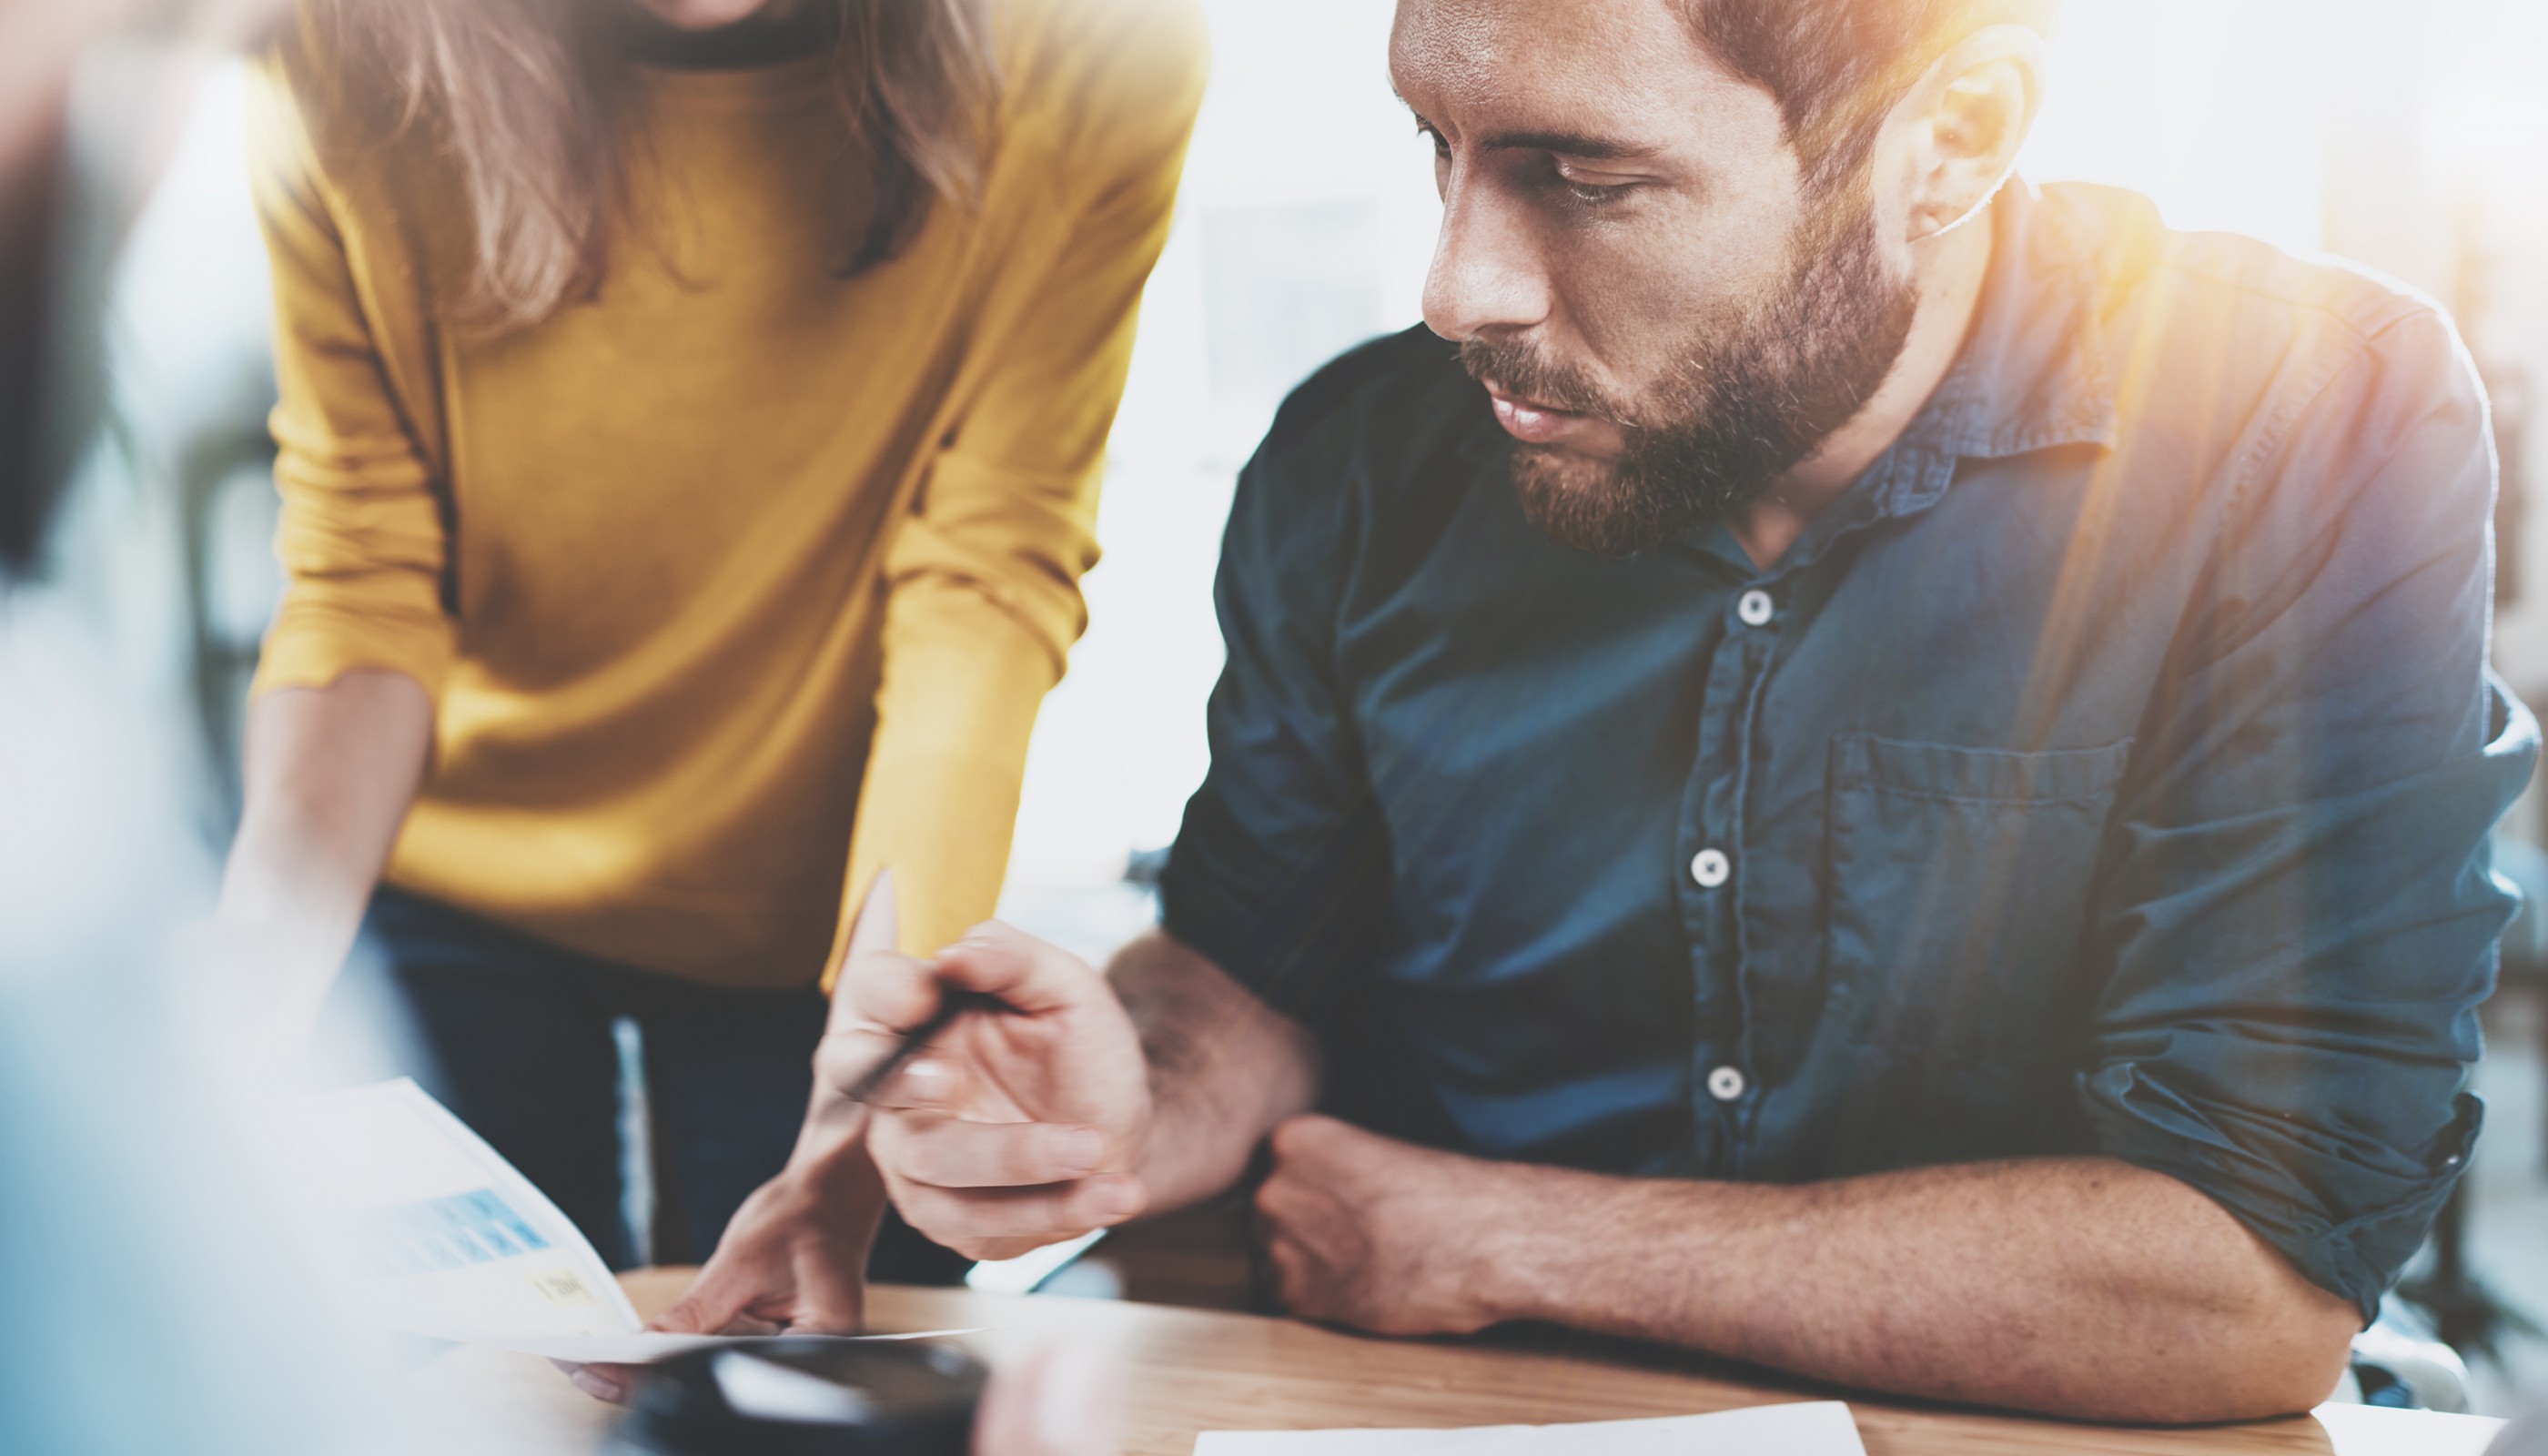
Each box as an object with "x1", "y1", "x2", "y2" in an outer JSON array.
[{"x1": 1682, "y1": 0, "x2": 2058, "y2": 194}]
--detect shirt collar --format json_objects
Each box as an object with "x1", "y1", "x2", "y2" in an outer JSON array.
[{"x1": 1901, "y1": 177, "x2": 2120, "y2": 462}]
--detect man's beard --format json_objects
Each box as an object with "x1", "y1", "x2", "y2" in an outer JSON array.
[{"x1": 1463, "y1": 193, "x2": 1920, "y2": 558}]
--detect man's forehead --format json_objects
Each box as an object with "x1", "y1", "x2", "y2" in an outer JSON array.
[{"x1": 1389, "y1": 0, "x2": 1767, "y2": 153}]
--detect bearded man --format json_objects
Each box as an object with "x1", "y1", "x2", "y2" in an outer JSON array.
[{"x1": 679, "y1": 0, "x2": 2537, "y2": 1422}]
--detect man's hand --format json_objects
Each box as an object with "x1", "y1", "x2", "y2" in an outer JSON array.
[
  {"x1": 1252, "y1": 1114, "x2": 1528, "y2": 1337},
  {"x1": 1273, "y1": 1128, "x2": 2357, "y2": 1422},
  {"x1": 856, "y1": 923, "x2": 1155, "y2": 1260}
]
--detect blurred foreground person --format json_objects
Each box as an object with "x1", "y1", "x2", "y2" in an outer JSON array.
[
  {"x1": 2, "y1": 5, "x2": 1119, "y2": 1453},
  {"x1": 691, "y1": 0, "x2": 2537, "y2": 1427},
  {"x1": 1, "y1": 7, "x2": 391, "y2": 1456},
  {"x1": 214, "y1": 0, "x2": 1204, "y2": 1278},
  {"x1": 2495, "y1": 1407, "x2": 2548, "y2": 1456}
]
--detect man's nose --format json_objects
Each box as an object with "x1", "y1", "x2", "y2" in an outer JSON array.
[{"x1": 1421, "y1": 181, "x2": 1552, "y2": 343}]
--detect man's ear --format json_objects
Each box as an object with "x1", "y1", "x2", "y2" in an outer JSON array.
[{"x1": 1896, "y1": 24, "x2": 2048, "y2": 242}]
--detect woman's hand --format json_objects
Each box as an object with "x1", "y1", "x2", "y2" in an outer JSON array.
[
  {"x1": 654, "y1": 1138, "x2": 888, "y2": 1332},
  {"x1": 602, "y1": 877, "x2": 925, "y2": 1379},
  {"x1": 564, "y1": 1131, "x2": 888, "y2": 1404}
]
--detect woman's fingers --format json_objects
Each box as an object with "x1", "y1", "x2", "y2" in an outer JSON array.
[
  {"x1": 844, "y1": 869, "x2": 900, "y2": 961},
  {"x1": 652, "y1": 1253, "x2": 768, "y2": 1339},
  {"x1": 561, "y1": 1360, "x2": 630, "y2": 1404},
  {"x1": 826, "y1": 875, "x2": 950, "y2": 1040}
]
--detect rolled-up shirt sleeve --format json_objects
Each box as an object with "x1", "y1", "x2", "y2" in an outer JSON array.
[
  {"x1": 245, "y1": 61, "x2": 456, "y2": 702},
  {"x1": 1158, "y1": 389, "x2": 1392, "y2": 1019},
  {"x1": 2080, "y1": 304, "x2": 2537, "y2": 1320}
]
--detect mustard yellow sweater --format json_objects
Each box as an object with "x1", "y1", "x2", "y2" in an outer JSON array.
[{"x1": 246, "y1": 0, "x2": 1206, "y2": 986}]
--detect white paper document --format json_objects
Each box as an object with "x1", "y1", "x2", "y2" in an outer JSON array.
[
  {"x1": 267, "y1": 1078, "x2": 967, "y2": 1363},
  {"x1": 2312, "y1": 1403, "x2": 2506, "y2": 1456},
  {"x1": 1194, "y1": 1400, "x2": 1866, "y2": 1456}
]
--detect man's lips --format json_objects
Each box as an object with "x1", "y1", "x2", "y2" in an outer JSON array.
[{"x1": 1483, "y1": 383, "x2": 1597, "y2": 446}]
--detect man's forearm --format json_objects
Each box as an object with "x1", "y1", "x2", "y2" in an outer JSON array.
[
  {"x1": 1481, "y1": 1155, "x2": 2356, "y2": 1423},
  {"x1": 1108, "y1": 931, "x2": 1319, "y2": 1214}
]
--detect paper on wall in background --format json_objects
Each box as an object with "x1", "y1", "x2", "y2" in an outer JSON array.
[
  {"x1": 1193, "y1": 1400, "x2": 1867, "y2": 1456},
  {"x1": 267, "y1": 1078, "x2": 971, "y2": 1364}
]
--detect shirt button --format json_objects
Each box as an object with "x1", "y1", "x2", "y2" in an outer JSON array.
[
  {"x1": 1736, "y1": 590, "x2": 1775, "y2": 627},
  {"x1": 1707, "y1": 1065, "x2": 1748, "y2": 1101},
  {"x1": 1689, "y1": 848, "x2": 1731, "y2": 888}
]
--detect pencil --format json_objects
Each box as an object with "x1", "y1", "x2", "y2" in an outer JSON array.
[{"x1": 841, "y1": 989, "x2": 1004, "y2": 1105}]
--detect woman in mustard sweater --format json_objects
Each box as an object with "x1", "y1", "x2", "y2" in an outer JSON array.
[{"x1": 216, "y1": 0, "x2": 1205, "y2": 1274}]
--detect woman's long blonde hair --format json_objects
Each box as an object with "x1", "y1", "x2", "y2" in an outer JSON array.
[{"x1": 289, "y1": 0, "x2": 998, "y2": 329}]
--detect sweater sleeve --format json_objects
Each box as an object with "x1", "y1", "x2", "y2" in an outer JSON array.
[
  {"x1": 834, "y1": 0, "x2": 1208, "y2": 969},
  {"x1": 244, "y1": 59, "x2": 455, "y2": 702}
]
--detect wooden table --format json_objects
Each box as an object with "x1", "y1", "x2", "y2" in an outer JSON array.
[{"x1": 413, "y1": 1269, "x2": 2505, "y2": 1456}]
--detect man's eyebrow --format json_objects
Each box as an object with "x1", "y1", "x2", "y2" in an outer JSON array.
[
  {"x1": 1389, "y1": 96, "x2": 1662, "y2": 162},
  {"x1": 1478, "y1": 129, "x2": 1661, "y2": 161}
]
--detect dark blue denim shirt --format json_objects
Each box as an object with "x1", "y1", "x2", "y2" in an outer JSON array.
[{"x1": 1158, "y1": 180, "x2": 2539, "y2": 1318}]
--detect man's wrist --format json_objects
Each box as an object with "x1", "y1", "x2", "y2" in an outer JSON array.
[
  {"x1": 1457, "y1": 1163, "x2": 1732, "y2": 1330},
  {"x1": 1454, "y1": 1159, "x2": 1572, "y2": 1327}
]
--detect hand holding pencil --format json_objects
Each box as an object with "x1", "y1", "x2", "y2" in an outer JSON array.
[
  {"x1": 835, "y1": 875, "x2": 1156, "y2": 1265},
  {"x1": 654, "y1": 871, "x2": 1156, "y2": 1355}
]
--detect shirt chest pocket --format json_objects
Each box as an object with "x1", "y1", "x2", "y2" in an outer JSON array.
[{"x1": 1822, "y1": 734, "x2": 2133, "y2": 1072}]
